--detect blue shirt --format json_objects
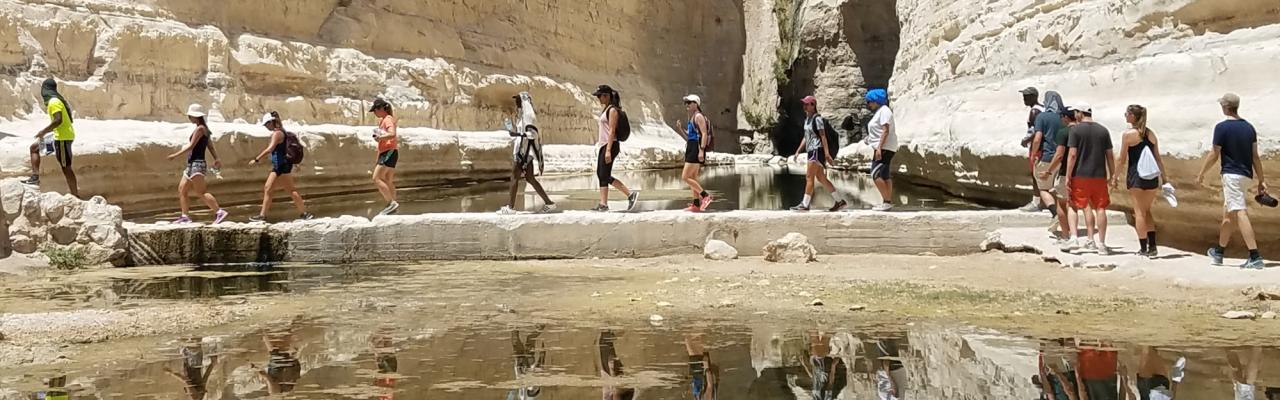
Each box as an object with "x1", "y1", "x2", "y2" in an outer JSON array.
[
  {"x1": 685, "y1": 119, "x2": 700, "y2": 141},
  {"x1": 1033, "y1": 110, "x2": 1061, "y2": 162},
  {"x1": 1213, "y1": 119, "x2": 1257, "y2": 178}
]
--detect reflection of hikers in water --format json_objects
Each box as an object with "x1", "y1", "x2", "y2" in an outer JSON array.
[
  {"x1": 498, "y1": 92, "x2": 555, "y2": 215},
  {"x1": 253, "y1": 329, "x2": 301, "y2": 394},
  {"x1": 598, "y1": 329, "x2": 638, "y2": 400},
  {"x1": 164, "y1": 337, "x2": 218, "y2": 400},
  {"x1": 804, "y1": 330, "x2": 847, "y2": 400},
  {"x1": 508, "y1": 325, "x2": 547, "y2": 400},
  {"x1": 38, "y1": 375, "x2": 69, "y2": 400},
  {"x1": 873, "y1": 338, "x2": 907, "y2": 400},
  {"x1": 685, "y1": 333, "x2": 719, "y2": 400},
  {"x1": 371, "y1": 327, "x2": 398, "y2": 400},
  {"x1": 1033, "y1": 339, "x2": 1079, "y2": 400},
  {"x1": 1228, "y1": 347, "x2": 1263, "y2": 400}
]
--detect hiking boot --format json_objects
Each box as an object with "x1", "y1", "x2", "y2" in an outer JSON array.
[
  {"x1": 790, "y1": 204, "x2": 810, "y2": 212},
  {"x1": 626, "y1": 191, "x2": 640, "y2": 211},
  {"x1": 1207, "y1": 247, "x2": 1224, "y2": 266},
  {"x1": 20, "y1": 175, "x2": 38, "y2": 185},
  {"x1": 497, "y1": 206, "x2": 518, "y2": 215},
  {"x1": 539, "y1": 203, "x2": 557, "y2": 213},
  {"x1": 871, "y1": 203, "x2": 893, "y2": 212},
  {"x1": 699, "y1": 194, "x2": 715, "y2": 212},
  {"x1": 379, "y1": 201, "x2": 400, "y2": 216},
  {"x1": 249, "y1": 215, "x2": 267, "y2": 223},
  {"x1": 173, "y1": 215, "x2": 192, "y2": 224},
  {"x1": 299, "y1": 212, "x2": 315, "y2": 221},
  {"x1": 828, "y1": 200, "x2": 848, "y2": 212},
  {"x1": 1018, "y1": 199, "x2": 1041, "y2": 212},
  {"x1": 213, "y1": 209, "x2": 229, "y2": 224},
  {"x1": 1241, "y1": 256, "x2": 1265, "y2": 270},
  {"x1": 590, "y1": 204, "x2": 610, "y2": 212}
]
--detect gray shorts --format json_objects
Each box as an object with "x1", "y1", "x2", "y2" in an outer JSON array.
[{"x1": 184, "y1": 160, "x2": 208, "y2": 178}]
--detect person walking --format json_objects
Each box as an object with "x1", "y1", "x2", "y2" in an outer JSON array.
[
  {"x1": 591, "y1": 85, "x2": 639, "y2": 212},
  {"x1": 167, "y1": 104, "x2": 228, "y2": 224},
  {"x1": 681, "y1": 94, "x2": 714, "y2": 212},
  {"x1": 865, "y1": 88, "x2": 898, "y2": 211},
  {"x1": 21, "y1": 78, "x2": 79, "y2": 198},
  {"x1": 1041, "y1": 107, "x2": 1078, "y2": 244},
  {"x1": 1019, "y1": 87, "x2": 1047, "y2": 212},
  {"x1": 1062, "y1": 103, "x2": 1115, "y2": 255},
  {"x1": 369, "y1": 98, "x2": 400, "y2": 216},
  {"x1": 249, "y1": 111, "x2": 313, "y2": 222},
  {"x1": 1112, "y1": 104, "x2": 1166, "y2": 258},
  {"x1": 498, "y1": 91, "x2": 555, "y2": 214},
  {"x1": 1196, "y1": 93, "x2": 1267, "y2": 269},
  {"x1": 789, "y1": 96, "x2": 847, "y2": 212},
  {"x1": 1031, "y1": 92, "x2": 1065, "y2": 224}
]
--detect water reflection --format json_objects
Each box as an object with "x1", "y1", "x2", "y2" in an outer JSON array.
[{"x1": 22, "y1": 321, "x2": 1280, "y2": 399}]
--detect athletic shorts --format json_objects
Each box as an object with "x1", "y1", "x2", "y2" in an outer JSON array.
[
  {"x1": 684, "y1": 140, "x2": 704, "y2": 164},
  {"x1": 1223, "y1": 173, "x2": 1250, "y2": 212},
  {"x1": 183, "y1": 159, "x2": 207, "y2": 179},
  {"x1": 271, "y1": 156, "x2": 293, "y2": 175},
  {"x1": 1070, "y1": 177, "x2": 1111, "y2": 209},
  {"x1": 872, "y1": 150, "x2": 896, "y2": 181},
  {"x1": 1034, "y1": 161, "x2": 1055, "y2": 189},
  {"x1": 807, "y1": 149, "x2": 827, "y2": 166},
  {"x1": 689, "y1": 355, "x2": 707, "y2": 398},
  {"x1": 1084, "y1": 379, "x2": 1119, "y2": 400},
  {"x1": 377, "y1": 149, "x2": 398, "y2": 168},
  {"x1": 54, "y1": 140, "x2": 73, "y2": 168}
]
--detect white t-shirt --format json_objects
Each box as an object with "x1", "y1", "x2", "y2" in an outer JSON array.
[{"x1": 866, "y1": 106, "x2": 898, "y2": 151}]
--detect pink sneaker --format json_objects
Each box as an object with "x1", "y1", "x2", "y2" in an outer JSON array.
[
  {"x1": 213, "y1": 209, "x2": 229, "y2": 224},
  {"x1": 699, "y1": 194, "x2": 714, "y2": 211},
  {"x1": 684, "y1": 204, "x2": 701, "y2": 212},
  {"x1": 173, "y1": 215, "x2": 192, "y2": 224}
]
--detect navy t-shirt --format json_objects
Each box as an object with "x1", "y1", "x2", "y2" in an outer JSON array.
[
  {"x1": 1033, "y1": 111, "x2": 1061, "y2": 162},
  {"x1": 1213, "y1": 119, "x2": 1257, "y2": 178}
]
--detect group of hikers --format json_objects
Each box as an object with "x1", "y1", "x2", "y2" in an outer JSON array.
[{"x1": 1016, "y1": 87, "x2": 1270, "y2": 269}]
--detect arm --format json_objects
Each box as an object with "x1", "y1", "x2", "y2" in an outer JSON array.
[
  {"x1": 378, "y1": 116, "x2": 398, "y2": 141},
  {"x1": 1253, "y1": 143, "x2": 1267, "y2": 192},
  {"x1": 1031, "y1": 130, "x2": 1045, "y2": 161},
  {"x1": 1105, "y1": 149, "x2": 1117, "y2": 188},
  {"x1": 695, "y1": 114, "x2": 710, "y2": 161},
  {"x1": 794, "y1": 137, "x2": 807, "y2": 161},
  {"x1": 1065, "y1": 148, "x2": 1079, "y2": 185},
  {"x1": 877, "y1": 122, "x2": 891, "y2": 160},
  {"x1": 1112, "y1": 134, "x2": 1130, "y2": 187},
  {"x1": 605, "y1": 108, "x2": 618, "y2": 163},
  {"x1": 819, "y1": 123, "x2": 834, "y2": 161},
  {"x1": 169, "y1": 127, "x2": 203, "y2": 160},
  {"x1": 1043, "y1": 145, "x2": 1067, "y2": 179},
  {"x1": 1150, "y1": 134, "x2": 1167, "y2": 184},
  {"x1": 1051, "y1": 369, "x2": 1079, "y2": 400},
  {"x1": 207, "y1": 138, "x2": 222, "y2": 169},
  {"x1": 1196, "y1": 147, "x2": 1221, "y2": 186},
  {"x1": 36, "y1": 113, "x2": 63, "y2": 138},
  {"x1": 251, "y1": 130, "x2": 283, "y2": 165}
]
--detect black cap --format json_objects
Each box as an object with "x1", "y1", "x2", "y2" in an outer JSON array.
[
  {"x1": 1019, "y1": 87, "x2": 1038, "y2": 96},
  {"x1": 592, "y1": 85, "x2": 614, "y2": 96},
  {"x1": 369, "y1": 98, "x2": 390, "y2": 112}
]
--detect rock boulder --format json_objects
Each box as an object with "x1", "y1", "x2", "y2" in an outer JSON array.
[
  {"x1": 704, "y1": 239, "x2": 739, "y2": 261},
  {"x1": 1, "y1": 179, "x2": 127, "y2": 266},
  {"x1": 763, "y1": 232, "x2": 817, "y2": 263}
]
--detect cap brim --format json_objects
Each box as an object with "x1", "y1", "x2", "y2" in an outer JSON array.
[{"x1": 187, "y1": 112, "x2": 205, "y2": 118}]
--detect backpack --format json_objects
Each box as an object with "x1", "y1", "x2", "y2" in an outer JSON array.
[
  {"x1": 693, "y1": 113, "x2": 715, "y2": 150},
  {"x1": 815, "y1": 115, "x2": 840, "y2": 151},
  {"x1": 284, "y1": 130, "x2": 305, "y2": 165},
  {"x1": 841, "y1": 115, "x2": 865, "y2": 143},
  {"x1": 1137, "y1": 140, "x2": 1160, "y2": 179},
  {"x1": 606, "y1": 106, "x2": 632, "y2": 142}
]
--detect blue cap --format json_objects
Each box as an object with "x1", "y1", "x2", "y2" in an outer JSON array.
[{"x1": 865, "y1": 89, "x2": 888, "y2": 105}]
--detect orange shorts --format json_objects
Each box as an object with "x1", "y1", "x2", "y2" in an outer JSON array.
[{"x1": 1070, "y1": 178, "x2": 1111, "y2": 209}]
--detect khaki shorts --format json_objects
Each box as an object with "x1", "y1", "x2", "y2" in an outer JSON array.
[
  {"x1": 1033, "y1": 161, "x2": 1055, "y2": 191},
  {"x1": 1223, "y1": 173, "x2": 1250, "y2": 212},
  {"x1": 1053, "y1": 174, "x2": 1070, "y2": 199}
]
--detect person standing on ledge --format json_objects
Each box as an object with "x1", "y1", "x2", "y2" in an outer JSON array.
[
  {"x1": 789, "y1": 96, "x2": 847, "y2": 212},
  {"x1": 1112, "y1": 104, "x2": 1166, "y2": 258},
  {"x1": 1030, "y1": 91, "x2": 1065, "y2": 226},
  {"x1": 249, "y1": 111, "x2": 313, "y2": 222},
  {"x1": 369, "y1": 98, "x2": 400, "y2": 216},
  {"x1": 167, "y1": 104, "x2": 228, "y2": 224},
  {"x1": 22, "y1": 78, "x2": 79, "y2": 198},
  {"x1": 591, "y1": 85, "x2": 639, "y2": 212},
  {"x1": 865, "y1": 88, "x2": 898, "y2": 211},
  {"x1": 680, "y1": 94, "x2": 714, "y2": 212},
  {"x1": 1197, "y1": 93, "x2": 1267, "y2": 269},
  {"x1": 498, "y1": 91, "x2": 555, "y2": 214},
  {"x1": 1019, "y1": 87, "x2": 1047, "y2": 212},
  {"x1": 1063, "y1": 103, "x2": 1114, "y2": 255}
]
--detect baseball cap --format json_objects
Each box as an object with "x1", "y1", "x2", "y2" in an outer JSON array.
[
  {"x1": 368, "y1": 98, "x2": 390, "y2": 112},
  {"x1": 801, "y1": 96, "x2": 817, "y2": 105},
  {"x1": 185, "y1": 103, "x2": 206, "y2": 118},
  {"x1": 1019, "y1": 87, "x2": 1039, "y2": 96},
  {"x1": 258, "y1": 112, "x2": 278, "y2": 126},
  {"x1": 1218, "y1": 93, "x2": 1241, "y2": 108},
  {"x1": 592, "y1": 85, "x2": 615, "y2": 96},
  {"x1": 682, "y1": 94, "x2": 701, "y2": 104},
  {"x1": 1071, "y1": 102, "x2": 1092, "y2": 114}
]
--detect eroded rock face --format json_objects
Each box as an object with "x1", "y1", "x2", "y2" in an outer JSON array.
[
  {"x1": 762, "y1": 232, "x2": 817, "y2": 263},
  {"x1": 1, "y1": 180, "x2": 127, "y2": 266}
]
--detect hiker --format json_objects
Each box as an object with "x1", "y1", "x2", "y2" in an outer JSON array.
[
  {"x1": 1063, "y1": 103, "x2": 1115, "y2": 255},
  {"x1": 22, "y1": 78, "x2": 79, "y2": 198},
  {"x1": 1113, "y1": 104, "x2": 1166, "y2": 258},
  {"x1": 681, "y1": 94, "x2": 714, "y2": 212},
  {"x1": 1196, "y1": 93, "x2": 1267, "y2": 269},
  {"x1": 598, "y1": 329, "x2": 638, "y2": 400},
  {"x1": 248, "y1": 111, "x2": 313, "y2": 222},
  {"x1": 874, "y1": 338, "x2": 908, "y2": 400},
  {"x1": 510, "y1": 326, "x2": 547, "y2": 400},
  {"x1": 167, "y1": 104, "x2": 228, "y2": 224},
  {"x1": 163, "y1": 338, "x2": 218, "y2": 400},
  {"x1": 1041, "y1": 107, "x2": 1078, "y2": 244},
  {"x1": 1227, "y1": 347, "x2": 1262, "y2": 400},
  {"x1": 805, "y1": 330, "x2": 847, "y2": 400},
  {"x1": 591, "y1": 85, "x2": 639, "y2": 212},
  {"x1": 499, "y1": 92, "x2": 555, "y2": 214},
  {"x1": 369, "y1": 98, "x2": 400, "y2": 216},
  {"x1": 1019, "y1": 87, "x2": 1047, "y2": 212},
  {"x1": 789, "y1": 96, "x2": 847, "y2": 212},
  {"x1": 1031, "y1": 91, "x2": 1065, "y2": 226},
  {"x1": 866, "y1": 88, "x2": 898, "y2": 211},
  {"x1": 685, "y1": 332, "x2": 720, "y2": 400},
  {"x1": 1133, "y1": 346, "x2": 1182, "y2": 400}
]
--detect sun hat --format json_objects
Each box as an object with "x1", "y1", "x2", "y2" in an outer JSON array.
[
  {"x1": 682, "y1": 94, "x2": 701, "y2": 104},
  {"x1": 185, "y1": 104, "x2": 206, "y2": 118}
]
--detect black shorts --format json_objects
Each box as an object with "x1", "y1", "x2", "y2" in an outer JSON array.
[
  {"x1": 271, "y1": 158, "x2": 293, "y2": 175},
  {"x1": 684, "y1": 140, "x2": 705, "y2": 164},
  {"x1": 54, "y1": 140, "x2": 73, "y2": 168},
  {"x1": 377, "y1": 150, "x2": 398, "y2": 168},
  {"x1": 806, "y1": 149, "x2": 826, "y2": 166},
  {"x1": 871, "y1": 150, "x2": 895, "y2": 180}
]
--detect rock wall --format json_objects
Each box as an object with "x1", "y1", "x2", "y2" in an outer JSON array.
[{"x1": 0, "y1": 179, "x2": 127, "y2": 266}]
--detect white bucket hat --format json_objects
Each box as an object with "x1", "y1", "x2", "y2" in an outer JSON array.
[{"x1": 186, "y1": 103, "x2": 206, "y2": 118}]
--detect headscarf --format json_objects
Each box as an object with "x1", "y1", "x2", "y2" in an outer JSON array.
[
  {"x1": 516, "y1": 91, "x2": 537, "y2": 138},
  {"x1": 41, "y1": 78, "x2": 72, "y2": 123},
  {"x1": 865, "y1": 89, "x2": 888, "y2": 106},
  {"x1": 513, "y1": 92, "x2": 544, "y2": 171},
  {"x1": 1043, "y1": 91, "x2": 1065, "y2": 114}
]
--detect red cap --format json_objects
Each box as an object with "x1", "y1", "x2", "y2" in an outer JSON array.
[{"x1": 801, "y1": 96, "x2": 817, "y2": 105}]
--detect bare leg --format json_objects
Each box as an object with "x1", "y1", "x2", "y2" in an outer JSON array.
[
  {"x1": 1084, "y1": 205, "x2": 1097, "y2": 243},
  {"x1": 507, "y1": 163, "x2": 522, "y2": 207},
  {"x1": 1038, "y1": 190, "x2": 1056, "y2": 214},
  {"x1": 1067, "y1": 204, "x2": 1079, "y2": 238},
  {"x1": 1055, "y1": 199, "x2": 1071, "y2": 237},
  {"x1": 611, "y1": 180, "x2": 631, "y2": 197},
  {"x1": 598, "y1": 187, "x2": 609, "y2": 205},
  {"x1": 1238, "y1": 211, "x2": 1258, "y2": 250},
  {"x1": 805, "y1": 162, "x2": 819, "y2": 196},
  {"x1": 874, "y1": 179, "x2": 892, "y2": 203},
  {"x1": 683, "y1": 164, "x2": 704, "y2": 199},
  {"x1": 1220, "y1": 211, "x2": 1236, "y2": 248},
  {"x1": 62, "y1": 167, "x2": 78, "y2": 198},
  {"x1": 386, "y1": 169, "x2": 396, "y2": 200},
  {"x1": 1094, "y1": 206, "x2": 1108, "y2": 246},
  {"x1": 177, "y1": 177, "x2": 191, "y2": 215},
  {"x1": 259, "y1": 172, "x2": 279, "y2": 217},
  {"x1": 373, "y1": 165, "x2": 394, "y2": 203},
  {"x1": 277, "y1": 175, "x2": 307, "y2": 214},
  {"x1": 814, "y1": 164, "x2": 838, "y2": 199},
  {"x1": 28, "y1": 143, "x2": 40, "y2": 176},
  {"x1": 191, "y1": 175, "x2": 220, "y2": 212},
  {"x1": 523, "y1": 163, "x2": 552, "y2": 204}
]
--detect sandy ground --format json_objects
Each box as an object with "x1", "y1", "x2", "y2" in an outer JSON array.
[{"x1": 2, "y1": 250, "x2": 1279, "y2": 382}]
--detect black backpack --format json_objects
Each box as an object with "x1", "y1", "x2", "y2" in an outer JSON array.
[
  {"x1": 693, "y1": 113, "x2": 715, "y2": 150},
  {"x1": 283, "y1": 130, "x2": 305, "y2": 164},
  {"x1": 607, "y1": 106, "x2": 632, "y2": 142},
  {"x1": 815, "y1": 115, "x2": 840, "y2": 151}
]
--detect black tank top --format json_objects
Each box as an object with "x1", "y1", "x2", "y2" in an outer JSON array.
[
  {"x1": 188, "y1": 128, "x2": 209, "y2": 163},
  {"x1": 1126, "y1": 131, "x2": 1152, "y2": 171}
]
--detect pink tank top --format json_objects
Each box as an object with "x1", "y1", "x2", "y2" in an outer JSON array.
[{"x1": 597, "y1": 108, "x2": 612, "y2": 147}]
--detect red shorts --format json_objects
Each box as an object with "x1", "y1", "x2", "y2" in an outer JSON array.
[{"x1": 1070, "y1": 178, "x2": 1111, "y2": 209}]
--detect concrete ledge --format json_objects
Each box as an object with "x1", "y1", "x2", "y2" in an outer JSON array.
[{"x1": 123, "y1": 210, "x2": 1128, "y2": 265}]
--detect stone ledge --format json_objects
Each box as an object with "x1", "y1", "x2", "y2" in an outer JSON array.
[{"x1": 123, "y1": 210, "x2": 1126, "y2": 265}]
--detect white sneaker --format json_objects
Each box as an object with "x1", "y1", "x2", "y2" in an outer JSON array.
[
  {"x1": 378, "y1": 201, "x2": 400, "y2": 216},
  {"x1": 497, "y1": 206, "x2": 518, "y2": 215},
  {"x1": 871, "y1": 203, "x2": 893, "y2": 212},
  {"x1": 1083, "y1": 240, "x2": 1098, "y2": 253},
  {"x1": 1060, "y1": 238, "x2": 1080, "y2": 252},
  {"x1": 1097, "y1": 244, "x2": 1112, "y2": 256},
  {"x1": 539, "y1": 203, "x2": 557, "y2": 213}
]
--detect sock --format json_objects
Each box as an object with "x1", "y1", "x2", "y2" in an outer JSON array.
[
  {"x1": 700, "y1": 191, "x2": 709, "y2": 198},
  {"x1": 1249, "y1": 249, "x2": 1261, "y2": 260},
  {"x1": 1147, "y1": 232, "x2": 1156, "y2": 248},
  {"x1": 692, "y1": 198, "x2": 701, "y2": 207},
  {"x1": 1047, "y1": 206, "x2": 1057, "y2": 218},
  {"x1": 802, "y1": 194, "x2": 812, "y2": 207},
  {"x1": 1139, "y1": 239, "x2": 1148, "y2": 253}
]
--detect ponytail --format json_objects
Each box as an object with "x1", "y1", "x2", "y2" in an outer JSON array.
[{"x1": 1127, "y1": 104, "x2": 1149, "y2": 139}]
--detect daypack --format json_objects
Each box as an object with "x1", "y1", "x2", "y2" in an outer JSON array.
[
  {"x1": 606, "y1": 106, "x2": 632, "y2": 142},
  {"x1": 1137, "y1": 146, "x2": 1160, "y2": 179},
  {"x1": 815, "y1": 115, "x2": 840, "y2": 151},
  {"x1": 283, "y1": 130, "x2": 305, "y2": 165},
  {"x1": 693, "y1": 113, "x2": 715, "y2": 150}
]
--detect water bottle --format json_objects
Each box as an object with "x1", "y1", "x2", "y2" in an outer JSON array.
[
  {"x1": 41, "y1": 137, "x2": 54, "y2": 156},
  {"x1": 372, "y1": 127, "x2": 383, "y2": 140},
  {"x1": 210, "y1": 166, "x2": 223, "y2": 180},
  {"x1": 504, "y1": 118, "x2": 515, "y2": 133}
]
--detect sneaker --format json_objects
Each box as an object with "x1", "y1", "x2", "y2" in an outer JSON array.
[
  {"x1": 213, "y1": 209, "x2": 229, "y2": 224},
  {"x1": 539, "y1": 203, "x2": 557, "y2": 213},
  {"x1": 1241, "y1": 256, "x2": 1265, "y2": 270},
  {"x1": 790, "y1": 204, "x2": 810, "y2": 212},
  {"x1": 299, "y1": 212, "x2": 315, "y2": 221},
  {"x1": 20, "y1": 175, "x2": 38, "y2": 185},
  {"x1": 1207, "y1": 247, "x2": 1224, "y2": 266},
  {"x1": 1018, "y1": 199, "x2": 1041, "y2": 212},
  {"x1": 1083, "y1": 240, "x2": 1097, "y2": 253},
  {"x1": 173, "y1": 215, "x2": 192, "y2": 224},
  {"x1": 684, "y1": 204, "x2": 701, "y2": 212},
  {"x1": 497, "y1": 206, "x2": 518, "y2": 215},
  {"x1": 828, "y1": 200, "x2": 848, "y2": 212},
  {"x1": 626, "y1": 191, "x2": 640, "y2": 211},
  {"x1": 1060, "y1": 238, "x2": 1080, "y2": 252},
  {"x1": 699, "y1": 194, "x2": 715, "y2": 212},
  {"x1": 1146, "y1": 247, "x2": 1158, "y2": 259},
  {"x1": 871, "y1": 203, "x2": 894, "y2": 212},
  {"x1": 1171, "y1": 356, "x2": 1186, "y2": 383},
  {"x1": 249, "y1": 215, "x2": 267, "y2": 223},
  {"x1": 590, "y1": 204, "x2": 609, "y2": 212},
  {"x1": 379, "y1": 201, "x2": 400, "y2": 216},
  {"x1": 1097, "y1": 244, "x2": 1112, "y2": 256}
]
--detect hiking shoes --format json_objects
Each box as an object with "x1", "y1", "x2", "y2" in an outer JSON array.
[
  {"x1": 626, "y1": 191, "x2": 640, "y2": 211},
  {"x1": 299, "y1": 213, "x2": 315, "y2": 221},
  {"x1": 871, "y1": 203, "x2": 894, "y2": 212},
  {"x1": 249, "y1": 215, "x2": 267, "y2": 223},
  {"x1": 496, "y1": 206, "x2": 518, "y2": 215},
  {"x1": 539, "y1": 203, "x2": 557, "y2": 213},
  {"x1": 213, "y1": 209, "x2": 229, "y2": 224},
  {"x1": 790, "y1": 204, "x2": 810, "y2": 212},
  {"x1": 699, "y1": 194, "x2": 715, "y2": 212},
  {"x1": 828, "y1": 200, "x2": 848, "y2": 212},
  {"x1": 590, "y1": 204, "x2": 610, "y2": 212},
  {"x1": 20, "y1": 175, "x2": 38, "y2": 185},
  {"x1": 1241, "y1": 256, "x2": 1265, "y2": 270},
  {"x1": 1207, "y1": 247, "x2": 1225, "y2": 266},
  {"x1": 379, "y1": 201, "x2": 400, "y2": 216}
]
